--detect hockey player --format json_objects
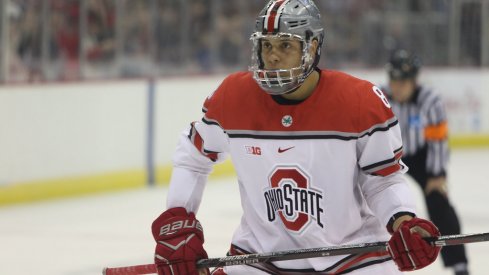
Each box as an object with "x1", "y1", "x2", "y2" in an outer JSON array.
[
  {"x1": 151, "y1": 1, "x2": 441, "y2": 274},
  {"x1": 383, "y1": 49, "x2": 470, "y2": 275}
]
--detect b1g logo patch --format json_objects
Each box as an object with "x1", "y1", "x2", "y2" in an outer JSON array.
[
  {"x1": 263, "y1": 166, "x2": 324, "y2": 233},
  {"x1": 245, "y1": 146, "x2": 262, "y2": 155}
]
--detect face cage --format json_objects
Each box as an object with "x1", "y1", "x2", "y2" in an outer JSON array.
[{"x1": 249, "y1": 32, "x2": 315, "y2": 95}]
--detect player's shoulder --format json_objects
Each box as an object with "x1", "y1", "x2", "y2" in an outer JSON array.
[
  {"x1": 320, "y1": 69, "x2": 383, "y2": 103},
  {"x1": 321, "y1": 69, "x2": 377, "y2": 93},
  {"x1": 321, "y1": 69, "x2": 372, "y2": 85},
  {"x1": 224, "y1": 71, "x2": 254, "y2": 82},
  {"x1": 321, "y1": 69, "x2": 395, "y2": 130},
  {"x1": 220, "y1": 71, "x2": 255, "y2": 89},
  {"x1": 209, "y1": 71, "x2": 255, "y2": 99},
  {"x1": 203, "y1": 71, "x2": 257, "y2": 115}
]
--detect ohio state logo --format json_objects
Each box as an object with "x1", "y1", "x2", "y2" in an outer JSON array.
[{"x1": 264, "y1": 166, "x2": 324, "y2": 233}]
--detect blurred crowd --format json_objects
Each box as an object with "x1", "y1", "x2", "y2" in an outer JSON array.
[
  {"x1": 6, "y1": 0, "x2": 115, "y2": 81},
  {"x1": 1, "y1": 0, "x2": 487, "y2": 83}
]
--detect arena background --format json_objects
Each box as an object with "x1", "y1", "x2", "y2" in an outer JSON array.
[
  {"x1": 1, "y1": 0, "x2": 488, "y2": 204},
  {"x1": 0, "y1": 1, "x2": 488, "y2": 274}
]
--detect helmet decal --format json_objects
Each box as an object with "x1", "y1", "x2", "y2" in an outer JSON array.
[{"x1": 263, "y1": 0, "x2": 290, "y2": 34}]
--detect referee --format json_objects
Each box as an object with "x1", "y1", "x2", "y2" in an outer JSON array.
[{"x1": 383, "y1": 49, "x2": 469, "y2": 275}]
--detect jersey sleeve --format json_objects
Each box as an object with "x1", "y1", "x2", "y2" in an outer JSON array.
[
  {"x1": 356, "y1": 85, "x2": 407, "y2": 177},
  {"x1": 166, "y1": 78, "x2": 230, "y2": 213},
  {"x1": 424, "y1": 95, "x2": 449, "y2": 177},
  {"x1": 355, "y1": 84, "x2": 416, "y2": 227},
  {"x1": 358, "y1": 171, "x2": 417, "y2": 228}
]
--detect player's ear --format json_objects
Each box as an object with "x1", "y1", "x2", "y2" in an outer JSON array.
[{"x1": 309, "y1": 39, "x2": 319, "y2": 58}]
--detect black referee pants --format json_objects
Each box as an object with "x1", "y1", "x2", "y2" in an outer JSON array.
[{"x1": 402, "y1": 147, "x2": 468, "y2": 267}]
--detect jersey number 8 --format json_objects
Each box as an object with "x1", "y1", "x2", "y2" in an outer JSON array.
[{"x1": 372, "y1": 86, "x2": 391, "y2": 108}]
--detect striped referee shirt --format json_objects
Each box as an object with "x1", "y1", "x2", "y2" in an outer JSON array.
[{"x1": 383, "y1": 85, "x2": 449, "y2": 177}]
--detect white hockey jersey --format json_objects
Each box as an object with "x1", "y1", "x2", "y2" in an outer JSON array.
[{"x1": 167, "y1": 70, "x2": 416, "y2": 274}]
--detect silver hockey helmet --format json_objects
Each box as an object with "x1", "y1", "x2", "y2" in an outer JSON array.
[{"x1": 250, "y1": 0, "x2": 324, "y2": 95}]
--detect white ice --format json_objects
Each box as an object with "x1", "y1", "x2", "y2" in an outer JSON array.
[{"x1": 1, "y1": 149, "x2": 488, "y2": 275}]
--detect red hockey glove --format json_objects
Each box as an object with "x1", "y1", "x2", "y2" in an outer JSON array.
[
  {"x1": 151, "y1": 207, "x2": 209, "y2": 275},
  {"x1": 387, "y1": 217, "x2": 441, "y2": 271}
]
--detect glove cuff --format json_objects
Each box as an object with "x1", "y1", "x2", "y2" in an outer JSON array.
[{"x1": 386, "y1": 211, "x2": 416, "y2": 234}]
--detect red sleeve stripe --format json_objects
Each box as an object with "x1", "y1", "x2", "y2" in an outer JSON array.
[
  {"x1": 393, "y1": 149, "x2": 403, "y2": 160},
  {"x1": 362, "y1": 147, "x2": 404, "y2": 176},
  {"x1": 371, "y1": 164, "x2": 402, "y2": 177},
  {"x1": 188, "y1": 122, "x2": 218, "y2": 162}
]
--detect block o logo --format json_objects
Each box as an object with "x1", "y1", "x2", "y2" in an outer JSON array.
[{"x1": 264, "y1": 166, "x2": 324, "y2": 233}]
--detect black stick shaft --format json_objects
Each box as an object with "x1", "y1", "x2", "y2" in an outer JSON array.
[{"x1": 196, "y1": 232, "x2": 489, "y2": 268}]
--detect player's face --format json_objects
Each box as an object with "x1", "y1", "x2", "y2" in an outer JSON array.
[
  {"x1": 260, "y1": 37, "x2": 303, "y2": 71},
  {"x1": 389, "y1": 78, "x2": 416, "y2": 103}
]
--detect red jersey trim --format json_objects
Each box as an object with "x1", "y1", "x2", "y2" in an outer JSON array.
[
  {"x1": 188, "y1": 122, "x2": 218, "y2": 162},
  {"x1": 362, "y1": 147, "x2": 404, "y2": 177}
]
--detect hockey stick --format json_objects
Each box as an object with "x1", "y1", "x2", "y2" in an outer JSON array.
[{"x1": 102, "y1": 232, "x2": 489, "y2": 275}]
